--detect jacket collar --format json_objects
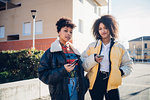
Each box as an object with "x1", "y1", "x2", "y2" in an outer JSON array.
[
  {"x1": 98, "y1": 38, "x2": 116, "y2": 46},
  {"x1": 50, "y1": 38, "x2": 80, "y2": 55}
]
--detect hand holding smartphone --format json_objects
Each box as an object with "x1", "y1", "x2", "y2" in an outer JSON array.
[
  {"x1": 95, "y1": 55, "x2": 104, "y2": 63},
  {"x1": 97, "y1": 55, "x2": 104, "y2": 58},
  {"x1": 71, "y1": 59, "x2": 79, "y2": 66}
]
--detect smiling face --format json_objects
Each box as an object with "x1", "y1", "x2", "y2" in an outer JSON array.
[
  {"x1": 99, "y1": 23, "x2": 110, "y2": 40},
  {"x1": 58, "y1": 26, "x2": 73, "y2": 44}
]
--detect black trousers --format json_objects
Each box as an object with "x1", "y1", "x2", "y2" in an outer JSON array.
[{"x1": 89, "y1": 71, "x2": 120, "y2": 100}]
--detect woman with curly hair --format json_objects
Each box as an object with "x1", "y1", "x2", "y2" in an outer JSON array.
[
  {"x1": 81, "y1": 15, "x2": 133, "y2": 100},
  {"x1": 38, "y1": 17, "x2": 88, "y2": 100}
]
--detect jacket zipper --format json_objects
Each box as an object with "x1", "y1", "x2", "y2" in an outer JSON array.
[{"x1": 107, "y1": 39, "x2": 115, "y2": 92}]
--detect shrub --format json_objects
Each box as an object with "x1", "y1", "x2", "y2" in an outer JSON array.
[{"x1": 0, "y1": 49, "x2": 44, "y2": 84}]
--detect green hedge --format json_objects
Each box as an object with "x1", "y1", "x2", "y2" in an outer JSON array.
[{"x1": 0, "y1": 49, "x2": 44, "y2": 84}]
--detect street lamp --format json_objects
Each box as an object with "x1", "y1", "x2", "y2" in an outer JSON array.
[
  {"x1": 31, "y1": 10, "x2": 41, "y2": 98},
  {"x1": 133, "y1": 44, "x2": 136, "y2": 62},
  {"x1": 31, "y1": 10, "x2": 37, "y2": 50},
  {"x1": 141, "y1": 36, "x2": 144, "y2": 63}
]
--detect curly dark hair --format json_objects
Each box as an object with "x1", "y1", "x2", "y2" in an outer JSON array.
[
  {"x1": 56, "y1": 17, "x2": 76, "y2": 33},
  {"x1": 92, "y1": 15, "x2": 118, "y2": 40}
]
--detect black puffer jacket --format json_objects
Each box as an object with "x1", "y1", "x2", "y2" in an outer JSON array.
[{"x1": 38, "y1": 39, "x2": 88, "y2": 100}]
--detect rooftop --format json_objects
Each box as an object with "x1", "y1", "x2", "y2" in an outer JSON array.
[{"x1": 129, "y1": 36, "x2": 150, "y2": 42}]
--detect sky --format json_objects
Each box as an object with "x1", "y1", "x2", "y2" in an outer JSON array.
[{"x1": 111, "y1": 0, "x2": 150, "y2": 48}]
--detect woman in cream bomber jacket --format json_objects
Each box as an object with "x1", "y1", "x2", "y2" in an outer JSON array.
[
  {"x1": 81, "y1": 39, "x2": 133, "y2": 91},
  {"x1": 81, "y1": 15, "x2": 133, "y2": 100}
]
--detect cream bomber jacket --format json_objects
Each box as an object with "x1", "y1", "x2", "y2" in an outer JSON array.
[{"x1": 81, "y1": 40, "x2": 133, "y2": 91}]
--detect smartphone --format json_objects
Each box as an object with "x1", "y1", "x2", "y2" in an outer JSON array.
[
  {"x1": 71, "y1": 59, "x2": 79, "y2": 65},
  {"x1": 97, "y1": 55, "x2": 104, "y2": 58}
]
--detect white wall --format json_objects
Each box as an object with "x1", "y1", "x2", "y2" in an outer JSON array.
[
  {"x1": 72, "y1": 0, "x2": 108, "y2": 53},
  {"x1": 0, "y1": 78, "x2": 49, "y2": 100},
  {"x1": 0, "y1": 78, "x2": 97, "y2": 100}
]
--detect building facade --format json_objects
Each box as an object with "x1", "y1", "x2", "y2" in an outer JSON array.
[
  {"x1": 128, "y1": 36, "x2": 150, "y2": 62},
  {"x1": 0, "y1": 0, "x2": 109, "y2": 52}
]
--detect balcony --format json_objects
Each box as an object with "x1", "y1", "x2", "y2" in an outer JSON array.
[
  {"x1": 0, "y1": 0, "x2": 21, "y2": 11},
  {"x1": 93, "y1": 0, "x2": 108, "y2": 6}
]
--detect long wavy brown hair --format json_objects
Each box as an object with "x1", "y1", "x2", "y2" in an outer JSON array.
[{"x1": 92, "y1": 15, "x2": 118, "y2": 40}]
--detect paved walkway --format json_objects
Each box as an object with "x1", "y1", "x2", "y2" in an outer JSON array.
[
  {"x1": 35, "y1": 63, "x2": 150, "y2": 100},
  {"x1": 118, "y1": 63, "x2": 150, "y2": 100}
]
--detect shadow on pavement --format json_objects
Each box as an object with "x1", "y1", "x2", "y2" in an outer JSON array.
[
  {"x1": 129, "y1": 87, "x2": 150, "y2": 96},
  {"x1": 136, "y1": 74, "x2": 150, "y2": 78},
  {"x1": 121, "y1": 87, "x2": 150, "y2": 100}
]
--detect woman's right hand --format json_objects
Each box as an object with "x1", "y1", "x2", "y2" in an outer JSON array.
[
  {"x1": 64, "y1": 64, "x2": 75, "y2": 72},
  {"x1": 95, "y1": 55, "x2": 103, "y2": 63}
]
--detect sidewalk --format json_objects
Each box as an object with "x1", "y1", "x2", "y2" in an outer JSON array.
[
  {"x1": 119, "y1": 63, "x2": 150, "y2": 100},
  {"x1": 35, "y1": 63, "x2": 150, "y2": 100}
]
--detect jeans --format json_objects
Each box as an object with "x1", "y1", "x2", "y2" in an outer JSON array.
[{"x1": 68, "y1": 77, "x2": 78, "y2": 100}]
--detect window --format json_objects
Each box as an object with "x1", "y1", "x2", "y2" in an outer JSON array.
[
  {"x1": 78, "y1": 19, "x2": 83, "y2": 33},
  {"x1": 144, "y1": 43, "x2": 147, "y2": 48},
  {"x1": 79, "y1": 0, "x2": 83, "y2": 3},
  {"x1": 144, "y1": 53, "x2": 147, "y2": 55},
  {"x1": 0, "y1": 26, "x2": 5, "y2": 38},
  {"x1": 7, "y1": 35, "x2": 19, "y2": 41},
  {"x1": 94, "y1": 5, "x2": 97, "y2": 14},
  {"x1": 98, "y1": 7, "x2": 101, "y2": 16},
  {"x1": 35, "y1": 20, "x2": 43, "y2": 34},
  {"x1": 23, "y1": 22, "x2": 31, "y2": 35}
]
